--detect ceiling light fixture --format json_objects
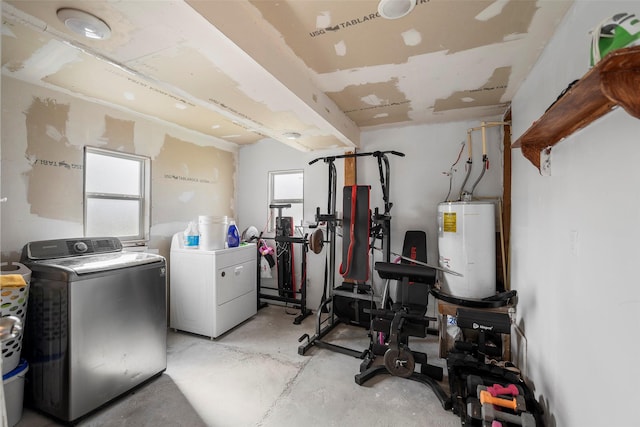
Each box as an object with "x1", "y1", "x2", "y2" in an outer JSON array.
[
  {"x1": 378, "y1": 0, "x2": 417, "y2": 20},
  {"x1": 57, "y1": 8, "x2": 112, "y2": 40},
  {"x1": 283, "y1": 132, "x2": 301, "y2": 140}
]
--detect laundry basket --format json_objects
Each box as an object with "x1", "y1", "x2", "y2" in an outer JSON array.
[{"x1": 1, "y1": 262, "x2": 31, "y2": 375}]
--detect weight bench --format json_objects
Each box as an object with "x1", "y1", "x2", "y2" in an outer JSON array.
[{"x1": 355, "y1": 231, "x2": 450, "y2": 409}]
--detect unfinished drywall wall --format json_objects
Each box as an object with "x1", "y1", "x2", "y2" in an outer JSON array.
[
  {"x1": 154, "y1": 134, "x2": 235, "y2": 224},
  {"x1": 24, "y1": 97, "x2": 83, "y2": 223},
  {"x1": 102, "y1": 115, "x2": 136, "y2": 152},
  {"x1": 1, "y1": 76, "x2": 237, "y2": 261}
]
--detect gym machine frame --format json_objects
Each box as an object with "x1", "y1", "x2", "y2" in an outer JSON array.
[
  {"x1": 298, "y1": 150, "x2": 403, "y2": 358},
  {"x1": 257, "y1": 203, "x2": 313, "y2": 325}
]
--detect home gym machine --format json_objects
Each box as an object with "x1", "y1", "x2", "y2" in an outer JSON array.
[
  {"x1": 256, "y1": 203, "x2": 313, "y2": 325},
  {"x1": 298, "y1": 150, "x2": 403, "y2": 358},
  {"x1": 354, "y1": 230, "x2": 452, "y2": 409},
  {"x1": 295, "y1": 149, "x2": 456, "y2": 409}
]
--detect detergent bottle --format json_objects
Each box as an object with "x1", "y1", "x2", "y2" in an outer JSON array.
[
  {"x1": 183, "y1": 221, "x2": 200, "y2": 249},
  {"x1": 226, "y1": 220, "x2": 240, "y2": 248}
]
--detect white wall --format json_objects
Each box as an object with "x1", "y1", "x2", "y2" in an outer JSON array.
[
  {"x1": 238, "y1": 119, "x2": 504, "y2": 312},
  {"x1": 510, "y1": 1, "x2": 640, "y2": 426}
]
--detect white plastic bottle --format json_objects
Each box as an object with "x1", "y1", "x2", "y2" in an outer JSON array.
[
  {"x1": 184, "y1": 221, "x2": 200, "y2": 249},
  {"x1": 226, "y1": 220, "x2": 240, "y2": 248}
]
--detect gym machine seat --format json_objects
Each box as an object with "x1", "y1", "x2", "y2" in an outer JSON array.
[{"x1": 355, "y1": 250, "x2": 450, "y2": 409}]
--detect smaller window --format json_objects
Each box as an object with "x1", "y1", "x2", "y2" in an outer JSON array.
[
  {"x1": 84, "y1": 147, "x2": 150, "y2": 244},
  {"x1": 268, "y1": 170, "x2": 303, "y2": 233}
]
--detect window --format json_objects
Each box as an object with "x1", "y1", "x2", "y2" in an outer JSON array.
[
  {"x1": 84, "y1": 146, "x2": 150, "y2": 244},
  {"x1": 269, "y1": 170, "x2": 303, "y2": 232}
]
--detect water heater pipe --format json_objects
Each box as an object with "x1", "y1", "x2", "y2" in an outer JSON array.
[
  {"x1": 457, "y1": 131, "x2": 474, "y2": 200},
  {"x1": 468, "y1": 122, "x2": 489, "y2": 197},
  {"x1": 461, "y1": 121, "x2": 510, "y2": 200}
]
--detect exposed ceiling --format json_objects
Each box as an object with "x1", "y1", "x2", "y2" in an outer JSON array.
[{"x1": 1, "y1": 0, "x2": 573, "y2": 152}]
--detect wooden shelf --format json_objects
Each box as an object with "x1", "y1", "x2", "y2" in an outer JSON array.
[{"x1": 512, "y1": 46, "x2": 640, "y2": 171}]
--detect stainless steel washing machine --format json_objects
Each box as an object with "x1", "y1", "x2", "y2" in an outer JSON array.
[{"x1": 20, "y1": 237, "x2": 167, "y2": 423}]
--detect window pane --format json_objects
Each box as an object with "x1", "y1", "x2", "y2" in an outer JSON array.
[
  {"x1": 86, "y1": 152, "x2": 141, "y2": 196},
  {"x1": 86, "y1": 198, "x2": 140, "y2": 237},
  {"x1": 288, "y1": 203, "x2": 303, "y2": 229},
  {"x1": 273, "y1": 172, "x2": 303, "y2": 199}
]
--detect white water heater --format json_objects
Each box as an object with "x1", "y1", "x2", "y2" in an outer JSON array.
[{"x1": 437, "y1": 201, "x2": 496, "y2": 299}]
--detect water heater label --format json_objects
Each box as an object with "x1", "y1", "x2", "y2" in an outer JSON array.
[{"x1": 443, "y1": 212, "x2": 457, "y2": 232}]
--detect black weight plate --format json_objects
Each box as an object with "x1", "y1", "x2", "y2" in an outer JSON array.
[{"x1": 383, "y1": 348, "x2": 415, "y2": 378}]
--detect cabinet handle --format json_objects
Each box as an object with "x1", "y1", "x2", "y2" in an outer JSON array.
[{"x1": 235, "y1": 265, "x2": 243, "y2": 276}]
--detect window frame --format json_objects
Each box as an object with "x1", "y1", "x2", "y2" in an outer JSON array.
[
  {"x1": 268, "y1": 169, "x2": 304, "y2": 233},
  {"x1": 83, "y1": 146, "x2": 151, "y2": 245}
]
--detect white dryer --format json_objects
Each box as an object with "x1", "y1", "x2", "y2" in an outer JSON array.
[{"x1": 170, "y1": 233, "x2": 257, "y2": 339}]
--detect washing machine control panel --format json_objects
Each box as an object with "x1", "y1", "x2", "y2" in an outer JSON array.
[{"x1": 23, "y1": 237, "x2": 123, "y2": 260}]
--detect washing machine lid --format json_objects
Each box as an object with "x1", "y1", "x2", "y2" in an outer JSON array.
[
  {"x1": 31, "y1": 251, "x2": 163, "y2": 275},
  {"x1": 21, "y1": 237, "x2": 164, "y2": 275}
]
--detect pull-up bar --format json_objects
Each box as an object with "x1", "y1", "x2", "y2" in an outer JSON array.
[
  {"x1": 308, "y1": 150, "x2": 404, "y2": 165},
  {"x1": 309, "y1": 150, "x2": 405, "y2": 217}
]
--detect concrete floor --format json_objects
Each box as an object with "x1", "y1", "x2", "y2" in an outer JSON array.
[{"x1": 15, "y1": 304, "x2": 461, "y2": 426}]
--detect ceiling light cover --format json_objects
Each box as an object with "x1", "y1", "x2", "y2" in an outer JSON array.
[
  {"x1": 378, "y1": 0, "x2": 417, "y2": 20},
  {"x1": 57, "y1": 8, "x2": 112, "y2": 40},
  {"x1": 283, "y1": 132, "x2": 301, "y2": 140}
]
